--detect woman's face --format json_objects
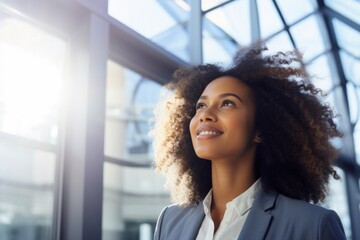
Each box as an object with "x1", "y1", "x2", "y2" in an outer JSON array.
[{"x1": 189, "y1": 76, "x2": 258, "y2": 162}]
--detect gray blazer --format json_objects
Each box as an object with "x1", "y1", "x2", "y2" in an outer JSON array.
[{"x1": 154, "y1": 189, "x2": 346, "y2": 240}]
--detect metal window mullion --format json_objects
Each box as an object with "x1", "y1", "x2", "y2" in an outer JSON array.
[
  {"x1": 250, "y1": 0, "x2": 261, "y2": 42},
  {"x1": 272, "y1": 0, "x2": 297, "y2": 49},
  {"x1": 61, "y1": 12, "x2": 108, "y2": 240},
  {"x1": 189, "y1": 0, "x2": 203, "y2": 64}
]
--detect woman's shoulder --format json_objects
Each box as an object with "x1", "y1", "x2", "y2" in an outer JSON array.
[
  {"x1": 276, "y1": 192, "x2": 335, "y2": 216},
  {"x1": 264, "y1": 192, "x2": 346, "y2": 239},
  {"x1": 154, "y1": 203, "x2": 204, "y2": 239},
  {"x1": 159, "y1": 203, "x2": 203, "y2": 224}
]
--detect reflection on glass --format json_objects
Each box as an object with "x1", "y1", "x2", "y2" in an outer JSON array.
[
  {"x1": 323, "y1": 167, "x2": 352, "y2": 239},
  {"x1": 0, "y1": 17, "x2": 66, "y2": 144},
  {"x1": 205, "y1": 0, "x2": 251, "y2": 46},
  {"x1": 333, "y1": 19, "x2": 360, "y2": 57},
  {"x1": 276, "y1": 0, "x2": 317, "y2": 25},
  {"x1": 103, "y1": 61, "x2": 169, "y2": 239},
  {"x1": 290, "y1": 15, "x2": 329, "y2": 62},
  {"x1": 105, "y1": 60, "x2": 162, "y2": 163},
  {"x1": 102, "y1": 162, "x2": 169, "y2": 239},
  {"x1": 0, "y1": 142, "x2": 55, "y2": 240},
  {"x1": 108, "y1": 0, "x2": 190, "y2": 61},
  {"x1": 257, "y1": 0, "x2": 284, "y2": 39}
]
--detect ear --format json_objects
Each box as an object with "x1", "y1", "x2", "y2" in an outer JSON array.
[{"x1": 254, "y1": 133, "x2": 262, "y2": 143}]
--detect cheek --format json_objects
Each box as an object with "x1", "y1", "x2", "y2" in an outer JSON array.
[{"x1": 189, "y1": 117, "x2": 197, "y2": 139}]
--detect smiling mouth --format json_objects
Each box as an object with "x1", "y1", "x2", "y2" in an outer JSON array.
[
  {"x1": 196, "y1": 130, "x2": 223, "y2": 139},
  {"x1": 198, "y1": 131, "x2": 221, "y2": 136}
]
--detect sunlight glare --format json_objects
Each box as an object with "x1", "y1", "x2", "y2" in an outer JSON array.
[{"x1": 0, "y1": 18, "x2": 66, "y2": 143}]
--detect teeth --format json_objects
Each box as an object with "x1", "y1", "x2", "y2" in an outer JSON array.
[{"x1": 198, "y1": 131, "x2": 220, "y2": 136}]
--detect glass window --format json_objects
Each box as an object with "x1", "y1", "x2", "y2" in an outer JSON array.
[
  {"x1": 339, "y1": 52, "x2": 360, "y2": 163},
  {"x1": 0, "y1": 17, "x2": 66, "y2": 144},
  {"x1": 108, "y1": 0, "x2": 190, "y2": 62},
  {"x1": 0, "y1": 11, "x2": 64, "y2": 240},
  {"x1": 346, "y1": 82, "x2": 359, "y2": 126},
  {"x1": 102, "y1": 163, "x2": 168, "y2": 240},
  {"x1": 204, "y1": 0, "x2": 251, "y2": 46},
  {"x1": 257, "y1": 0, "x2": 284, "y2": 39},
  {"x1": 0, "y1": 141, "x2": 56, "y2": 240},
  {"x1": 290, "y1": 14, "x2": 329, "y2": 62},
  {"x1": 202, "y1": 0, "x2": 230, "y2": 11},
  {"x1": 323, "y1": 167, "x2": 352, "y2": 238},
  {"x1": 103, "y1": 60, "x2": 169, "y2": 240},
  {"x1": 202, "y1": 21, "x2": 237, "y2": 65},
  {"x1": 104, "y1": 60, "x2": 162, "y2": 163},
  {"x1": 325, "y1": 0, "x2": 360, "y2": 24},
  {"x1": 276, "y1": 0, "x2": 317, "y2": 25},
  {"x1": 340, "y1": 51, "x2": 360, "y2": 86},
  {"x1": 355, "y1": 123, "x2": 360, "y2": 165},
  {"x1": 265, "y1": 31, "x2": 294, "y2": 53},
  {"x1": 306, "y1": 53, "x2": 339, "y2": 93},
  {"x1": 333, "y1": 19, "x2": 360, "y2": 58}
]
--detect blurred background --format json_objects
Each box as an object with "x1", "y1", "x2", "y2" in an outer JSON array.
[{"x1": 0, "y1": 0, "x2": 359, "y2": 239}]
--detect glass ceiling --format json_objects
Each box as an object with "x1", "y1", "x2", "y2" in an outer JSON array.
[{"x1": 108, "y1": 0, "x2": 360, "y2": 167}]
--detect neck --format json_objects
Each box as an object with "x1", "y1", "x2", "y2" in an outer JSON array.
[
  {"x1": 211, "y1": 161, "x2": 256, "y2": 210},
  {"x1": 209, "y1": 158, "x2": 257, "y2": 233}
]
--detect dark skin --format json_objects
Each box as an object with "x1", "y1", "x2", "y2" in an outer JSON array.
[{"x1": 189, "y1": 76, "x2": 260, "y2": 233}]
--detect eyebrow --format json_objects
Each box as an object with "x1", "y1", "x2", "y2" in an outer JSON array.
[{"x1": 198, "y1": 93, "x2": 244, "y2": 103}]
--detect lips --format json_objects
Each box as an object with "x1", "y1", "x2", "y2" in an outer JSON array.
[{"x1": 196, "y1": 125, "x2": 223, "y2": 139}]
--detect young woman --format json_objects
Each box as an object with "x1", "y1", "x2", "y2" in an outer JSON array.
[{"x1": 152, "y1": 44, "x2": 346, "y2": 240}]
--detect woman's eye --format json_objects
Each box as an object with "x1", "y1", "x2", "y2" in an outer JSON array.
[
  {"x1": 222, "y1": 100, "x2": 235, "y2": 107},
  {"x1": 196, "y1": 103, "x2": 206, "y2": 110}
]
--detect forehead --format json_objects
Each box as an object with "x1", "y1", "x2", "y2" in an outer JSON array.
[{"x1": 202, "y1": 76, "x2": 252, "y2": 97}]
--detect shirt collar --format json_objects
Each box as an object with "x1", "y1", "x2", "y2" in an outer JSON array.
[{"x1": 202, "y1": 179, "x2": 261, "y2": 216}]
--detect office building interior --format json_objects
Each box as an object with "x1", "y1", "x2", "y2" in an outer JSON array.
[{"x1": 0, "y1": 0, "x2": 359, "y2": 239}]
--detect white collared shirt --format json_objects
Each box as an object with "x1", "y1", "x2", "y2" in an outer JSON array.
[{"x1": 196, "y1": 179, "x2": 261, "y2": 240}]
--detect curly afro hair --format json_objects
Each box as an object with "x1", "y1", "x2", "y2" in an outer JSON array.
[{"x1": 152, "y1": 44, "x2": 341, "y2": 206}]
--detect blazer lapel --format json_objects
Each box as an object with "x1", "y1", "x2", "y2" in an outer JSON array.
[
  {"x1": 238, "y1": 189, "x2": 278, "y2": 240},
  {"x1": 180, "y1": 203, "x2": 205, "y2": 240}
]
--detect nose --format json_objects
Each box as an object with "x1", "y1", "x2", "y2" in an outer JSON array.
[{"x1": 199, "y1": 108, "x2": 217, "y2": 122}]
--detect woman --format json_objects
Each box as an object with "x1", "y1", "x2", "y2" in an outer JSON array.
[{"x1": 152, "y1": 44, "x2": 346, "y2": 240}]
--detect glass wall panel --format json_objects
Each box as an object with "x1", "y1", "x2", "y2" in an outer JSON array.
[
  {"x1": 104, "y1": 60, "x2": 162, "y2": 164},
  {"x1": 333, "y1": 19, "x2": 360, "y2": 57},
  {"x1": 290, "y1": 14, "x2": 329, "y2": 62},
  {"x1": 108, "y1": 0, "x2": 190, "y2": 61},
  {"x1": 323, "y1": 167, "x2": 352, "y2": 239},
  {"x1": 202, "y1": 21, "x2": 236, "y2": 64},
  {"x1": 325, "y1": 0, "x2": 360, "y2": 24},
  {"x1": 276, "y1": 0, "x2": 317, "y2": 25},
  {"x1": 0, "y1": 16, "x2": 66, "y2": 144},
  {"x1": 103, "y1": 60, "x2": 169, "y2": 240},
  {"x1": 265, "y1": 31, "x2": 294, "y2": 53},
  {"x1": 355, "y1": 124, "x2": 360, "y2": 165},
  {"x1": 204, "y1": 0, "x2": 251, "y2": 46},
  {"x1": 339, "y1": 51, "x2": 360, "y2": 165},
  {"x1": 202, "y1": 0, "x2": 230, "y2": 11},
  {"x1": 0, "y1": 8, "x2": 64, "y2": 240},
  {"x1": 306, "y1": 53, "x2": 339, "y2": 92},
  {"x1": 257, "y1": 0, "x2": 284, "y2": 39},
  {"x1": 102, "y1": 163, "x2": 168, "y2": 240},
  {"x1": 0, "y1": 141, "x2": 56, "y2": 240}
]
